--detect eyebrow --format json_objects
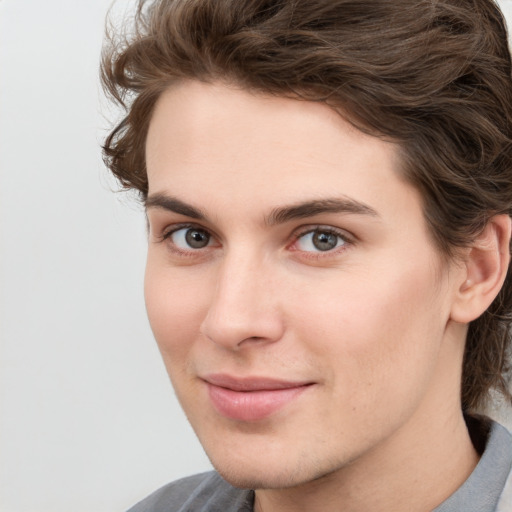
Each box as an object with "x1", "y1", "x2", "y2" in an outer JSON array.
[
  {"x1": 145, "y1": 194, "x2": 208, "y2": 220},
  {"x1": 266, "y1": 198, "x2": 379, "y2": 225},
  {"x1": 145, "y1": 193, "x2": 379, "y2": 225}
]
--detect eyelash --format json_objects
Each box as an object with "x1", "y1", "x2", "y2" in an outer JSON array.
[
  {"x1": 288, "y1": 226, "x2": 352, "y2": 259},
  {"x1": 158, "y1": 223, "x2": 353, "y2": 258},
  {"x1": 159, "y1": 223, "x2": 217, "y2": 256}
]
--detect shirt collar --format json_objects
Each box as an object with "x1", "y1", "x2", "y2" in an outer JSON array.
[{"x1": 434, "y1": 419, "x2": 512, "y2": 512}]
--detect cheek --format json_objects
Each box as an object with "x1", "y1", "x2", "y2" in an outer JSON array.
[
  {"x1": 290, "y1": 256, "x2": 447, "y2": 407},
  {"x1": 144, "y1": 258, "x2": 208, "y2": 361}
]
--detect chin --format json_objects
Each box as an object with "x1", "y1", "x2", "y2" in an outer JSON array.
[
  {"x1": 207, "y1": 449, "x2": 342, "y2": 491},
  {"x1": 213, "y1": 465, "x2": 306, "y2": 490}
]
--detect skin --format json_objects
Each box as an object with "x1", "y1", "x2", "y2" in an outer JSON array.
[{"x1": 143, "y1": 80, "x2": 497, "y2": 512}]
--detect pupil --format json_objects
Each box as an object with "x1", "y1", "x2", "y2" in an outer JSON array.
[
  {"x1": 185, "y1": 229, "x2": 210, "y2": 248},
  {"x1": 313, "y1": 231, "x2": 337, "y2": 251}
]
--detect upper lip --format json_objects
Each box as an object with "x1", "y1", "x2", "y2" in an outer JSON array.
[{"x1": 202, "y1": 373, "x2": 314, "y2": 391}]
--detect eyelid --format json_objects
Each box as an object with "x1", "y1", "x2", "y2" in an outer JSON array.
[
  {"x1": 292, "y1": 224, "x2": 354, "y2": 241},
  {"x1": 288, "y1": 224, "x2": 355, "y2": 255},
  {"x1": 159, "y1": 222, "x2": 193, "y2": 242},
  {"x1": 155, "y1": 222, "x2": 221, "y2": 258},
  {"x1": 157, "y1": 222, "x2": 213, "y2": 242}
]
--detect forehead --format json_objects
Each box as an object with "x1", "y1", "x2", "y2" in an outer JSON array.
[{"x1": 145, "y1": 80, "x2": 422, "y2": 228}]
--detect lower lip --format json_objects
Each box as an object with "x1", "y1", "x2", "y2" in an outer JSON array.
[{"x1": 206, "y1": 383, "x2": 311, "y2": 422}]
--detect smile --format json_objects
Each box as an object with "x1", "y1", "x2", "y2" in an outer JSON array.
[{"x1": 203, "y1": 374, "x2": 314, "y2": 422}]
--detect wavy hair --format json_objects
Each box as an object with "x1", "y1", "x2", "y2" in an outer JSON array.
[{"x1": 101, "y1": 0, "x2": 512, "y2": 411}]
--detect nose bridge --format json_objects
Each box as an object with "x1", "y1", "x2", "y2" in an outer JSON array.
[{"x1": 200, "y1": 247, "x2": 283, "y2": 349}]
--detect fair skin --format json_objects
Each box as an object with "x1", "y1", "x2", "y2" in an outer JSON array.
[{"x1": 144, "y1": 80, "x2": 510, "y2": 512}]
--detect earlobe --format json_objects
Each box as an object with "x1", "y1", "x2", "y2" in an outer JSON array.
[{"x1": 450, "y1": 214, "x2": 511, "y2": 324}]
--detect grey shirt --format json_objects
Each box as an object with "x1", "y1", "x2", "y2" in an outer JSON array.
[{"x1": 128, "y1": 419, "x2": 512, "y2": 512}]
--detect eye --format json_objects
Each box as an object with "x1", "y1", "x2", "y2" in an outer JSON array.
[
  {"x1": 295, "y1": 228, "x2": 347, "y2": 252},
  {"x1": 168, "y1": 227, "x2": 212, "y2": 250}
]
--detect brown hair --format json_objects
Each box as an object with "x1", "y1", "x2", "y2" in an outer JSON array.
[{"x1": 101, "y1": 0, "x2": 512, "y2": 411}]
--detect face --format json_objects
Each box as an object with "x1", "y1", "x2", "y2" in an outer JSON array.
[{"x1": 144, "y1": 81, "x2": 463, "y2": 490}]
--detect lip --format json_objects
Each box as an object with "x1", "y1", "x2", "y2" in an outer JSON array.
[{"x1": 203, "y1": 374, "x2": 314, "y2": 422}]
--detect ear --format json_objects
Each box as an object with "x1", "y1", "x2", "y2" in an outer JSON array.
[{"x1": 450, "y1": 214, "x2": 511, "y2": 324}]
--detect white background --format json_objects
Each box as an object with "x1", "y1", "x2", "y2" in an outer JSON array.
[{"x1": 1, "y1": 1, "x2": 512, "y2": 511}]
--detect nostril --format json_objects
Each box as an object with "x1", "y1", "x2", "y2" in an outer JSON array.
[{"x1": 200, "y1": 311, "x2": 284, "y2": 350}]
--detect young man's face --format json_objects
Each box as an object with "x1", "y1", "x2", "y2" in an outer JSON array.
[{"x1": 144, "y1": 81, "x2": 466, "y2": 489}]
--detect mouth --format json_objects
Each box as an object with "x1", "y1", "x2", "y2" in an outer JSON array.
[{"x1": 202, "y1": 374, "x2": 315, "y2": 422}]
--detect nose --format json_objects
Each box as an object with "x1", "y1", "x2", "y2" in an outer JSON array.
[{"x1": 200, "y1": 254, "x2": 285, "y2": 350}]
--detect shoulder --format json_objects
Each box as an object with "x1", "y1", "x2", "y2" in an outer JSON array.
[
  {"x1": 126, "y1": 471, "x2": 253, "y2": 512},
  {"x1": 496, "y1": 424, "x2": 512, "y2": 512},
  {"x1": 435, "y1": 417, "x2": 512, "y2": 511}
]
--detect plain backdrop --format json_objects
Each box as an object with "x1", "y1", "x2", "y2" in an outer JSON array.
[{"x1": 1, "y1": 1, "x2": 512, "y2": 511}]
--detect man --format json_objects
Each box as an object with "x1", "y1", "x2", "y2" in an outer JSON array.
[{"x1": 102, "y1": 0, "x2": 512, "y2": 510}]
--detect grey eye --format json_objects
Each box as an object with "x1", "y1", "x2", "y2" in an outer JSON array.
[
  {"x1": 312, "y1": 231, "x2": 339, "y2": 251},
  {"x1": 172, "y1": 227, "x2": 211, "y2": 249},
  {"x1": 296, "y1": 230, "x2": 346, "y2": 252}
]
